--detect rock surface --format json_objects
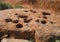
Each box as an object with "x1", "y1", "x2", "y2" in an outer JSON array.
[{"x1": 0, "y1": 9, "x2": 60, "y2": 42}]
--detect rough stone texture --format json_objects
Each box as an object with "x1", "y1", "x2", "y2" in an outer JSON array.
[
  {"x1": 1, "y1": 38, "x2": 31, "y2": 42},
  {"x1": 0, "y1": 9, "x2": 60, "y2": 42}
]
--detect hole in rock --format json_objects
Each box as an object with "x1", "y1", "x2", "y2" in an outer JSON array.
[
  {"x1": 30, "y1": 19, "x2": 32, "y2": 20},
  {"x1": 5, "y1": 18, "x2": 12, "y2": 22},
  {"x1": 24, "y1": 18, "x2": 27, "y2": 20},
  {"x1": 43, "y1": 16, "x2": 47, "y2": 19},
  {"x1": 39, "y1": 16, "x2": 41, "y2": 18},
  {"x1": 30, "y1": 10, "x2": 36, "y2": 13},
  {"x1": 16, "y1": 24, "x2": 23, "y2": 28},
  {"x1": 33, "y1": 11, "x2": 36, "y2": 13},
  {"x1": 24, "y1": 10, "x2": 28, "y2": 12},
  {"x1": 12, "y1": 20, "x2": 19, "y2": 23},
  {"x1": 24, "y1": 19, "x2": 30, "y2": 23},
  {"x1": 43, "y1": 12, "x2": 50, "y2": 15},
  {"x1": 30, "y1": 10, "x2": 33, "y2": 12},
  {"x1": 18, "y1": 15, "x2": 28, "y2": 18},
  {"x1": 36, "y1": 20, "x2": 39, "y2": 22},
  {"x1": 41, "y1": 20, "x2": 46, "y2": 24},
  {"x1": 15, "y1": 13, "x2": 18, "y2": 15},
  {"x1": 50, "y1": 21, "x2": 53, "y2": 24}
]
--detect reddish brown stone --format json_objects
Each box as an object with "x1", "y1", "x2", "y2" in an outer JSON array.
[{"x1": 0, "y1": 9, "x2": 60, "y2": 42}]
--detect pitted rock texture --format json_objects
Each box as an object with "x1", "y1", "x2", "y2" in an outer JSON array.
[{"x1": 0, "y1": 9, "x2": 60, "y2": 42}]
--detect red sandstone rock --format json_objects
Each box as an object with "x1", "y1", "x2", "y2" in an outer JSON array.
[{"x1": 0, "y1": 9, "x2": 60, "y2": 42}]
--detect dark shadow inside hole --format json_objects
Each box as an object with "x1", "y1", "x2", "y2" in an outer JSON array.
[
  {"x1": 24, "y1": 18, "x2": 27, "y2": 20},
  {"x1": 30, "y1": 10, "x2": 33, "y2": 12},
  {"x1": 18, "y1": 15, "x2": 28, "y2": 18},
  {"x1": 43, "y1": 12, "x2": 50, "y2": 15},
  {"x1": 43, "y1": 16, "x2": 47, "y2": 19},
  {"x1": 24, "y1": 18, "x2": 32, "y2": 21},
  {"x1": 39, "y1": 16, "x2": 41, "y2": 18},
  {"x1": 5, "y1": 18, "x2": 12, "y2": 22},
  {"x1": 50, "y1": 21, "x2": 53, "y2": 24},
  {"x1": 33, "y1": 11, "x2": 36, "y2": 13},
  {"x1": 36, "y1": 20, "x2": 39, "y2": 22},
  {"x1": 41, "y1": 20, "x2": 46, "y2": 24},
  {"x1": 15, "y1": 13, "x2": 18, "y2": 15},
  {"x1": 24, "y1": 10, "x2": 28, "y2": 12},
  {"x1": 16, "y1": 24, "x2": 23, "y2": 28},
  {"x1": 30, "y1": 10, "x2": 36, "y2": 13},
  {"x1": 24, "y1": 19, "x2": 30, "y2": 23},
  {"x1": 12, "y1": 20, "x2": 19, "y2": 23},
  {"x1": 30, "y1": 19, "x2": 32, "y2": 20}
]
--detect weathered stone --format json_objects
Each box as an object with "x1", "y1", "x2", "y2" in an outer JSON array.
[{"x1": 0, "y1": 9, "x2": 60, "y2": 42}]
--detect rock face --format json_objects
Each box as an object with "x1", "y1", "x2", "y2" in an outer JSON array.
[{"x1": 0, "y1": 9, "x2": 60, "y2": 42}]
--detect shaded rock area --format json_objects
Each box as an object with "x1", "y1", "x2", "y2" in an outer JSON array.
[{"x1": 0, "y1": 9, "x2": 60, "y2": 42}]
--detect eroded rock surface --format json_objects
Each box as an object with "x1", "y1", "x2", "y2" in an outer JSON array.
[{"x1": 0, "y1": 9, "x2": 60, "y2": 42}]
